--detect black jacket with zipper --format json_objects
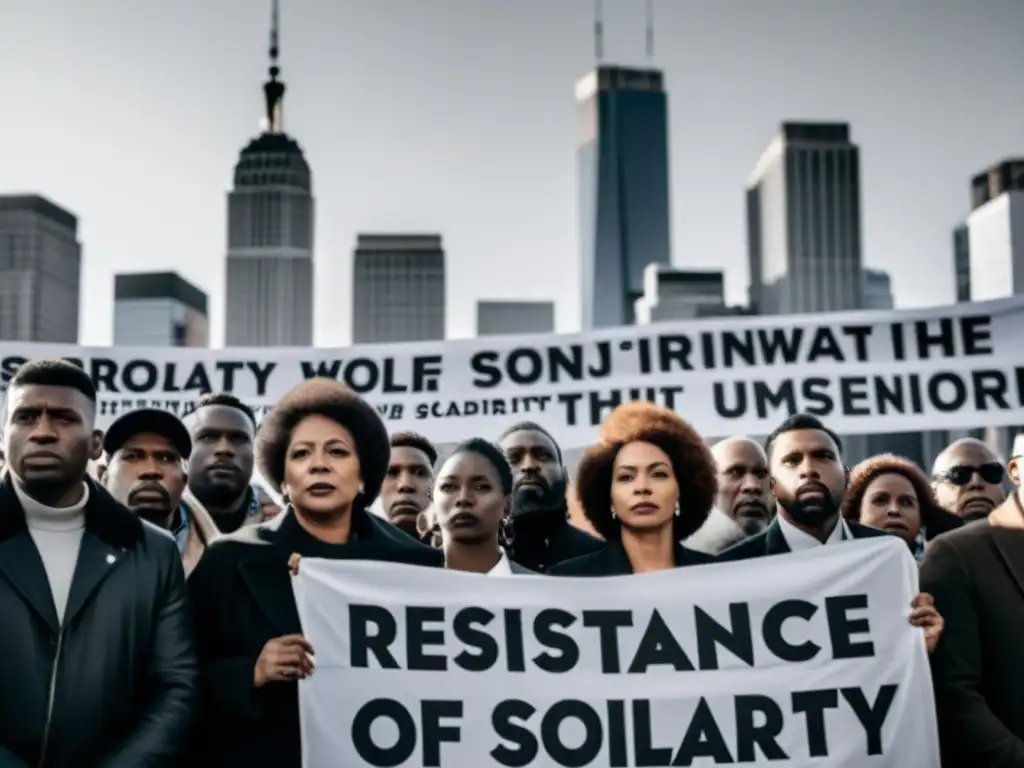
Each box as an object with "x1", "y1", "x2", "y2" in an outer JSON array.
[{"x1": 0, "y1": 473, "x2": 197, "y2": 767}]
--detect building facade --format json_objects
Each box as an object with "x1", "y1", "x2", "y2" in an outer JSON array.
[
  {"x1": 967, "y1": 159, "x2": 1024, "y2": 301},
  {"x1": 953, "y1": 223, "x2": 971, "y2": 302},
  {"x1": 577, "y1": 66, "x2": 671, "y2": 329},
  {"x1": 0, "y1": 195, "x2": 81, "y2": 342},
  {"x1": 352, "y1": 234, "x2": 445, "y2": 344},
  {"x1": 224, "y1": 5, "x2": 314, "y2": 346},
  {"x1": 746, "y1": 122, "x2": 863, "y2": 315},
  {"x1": 477, "y1": 300, "x2": 554, "y2": 336},
  {"x1": 862, "y1": 268, "x2": 894, "y2": 310},
  {"x1": 114, "y1": 272, "x2": 208, "y2": 347},
  {"x1": 634, "y1": 265, "x2": 736, "y2": 322}
]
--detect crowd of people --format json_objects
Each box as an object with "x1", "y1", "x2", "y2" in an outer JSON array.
[{"x1": 0, "y1": 357, "x2": 1020, "y2": 766}]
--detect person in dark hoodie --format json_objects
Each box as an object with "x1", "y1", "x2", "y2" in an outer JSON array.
[{"x1": 498, "y1": 421, "x2": 604, "y2": 572}]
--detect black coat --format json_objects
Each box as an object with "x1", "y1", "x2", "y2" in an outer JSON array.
[
  {"x1": 508, "y1": 517, "x2": 606, "y2": 573},
  {"x1": 0, "y1": 474, "x2": 196, "y2": 767},
  {"x1": 186, "y1": 507, "x2": 443, "y2": 767},
  {"x1": 716, "y1": 517, "x2": 890, "y2": 562},
  {"x1": 549, "y1": 538, "x2": 715, "y2": 576}
]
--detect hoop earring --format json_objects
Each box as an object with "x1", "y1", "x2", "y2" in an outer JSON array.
[
  {"x1": 674, "y1": 502, "x2": 680, "y2": 517},
  {"x1": 499, "y1": 517, "x2": 514, "y2": 548},
  {"x1": 610, "y1": 508, "x2": 617, "y2": 520}
]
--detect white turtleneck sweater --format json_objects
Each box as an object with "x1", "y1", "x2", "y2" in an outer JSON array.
[{"x1": 12, "y1": 478, "x2": 88, "y2": 624}]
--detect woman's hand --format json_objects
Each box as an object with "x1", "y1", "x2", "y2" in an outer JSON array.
[
  {"x1": 909, "y1": 592, "x2": 943, "y2": 654},
  {"x1": 254, "y1": 634, "x2": 315, "y2": 688}
]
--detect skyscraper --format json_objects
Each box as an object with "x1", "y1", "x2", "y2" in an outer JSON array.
[
  {"x1": 967, "y1": 158, "x2": 1024, "y2": 301},
  {"x1": 576, "y1": 65, "x2": 671, "y2": 329},
  {"x1": 0, "y1": 195, "x2": 81, "y2": 342},
  {"x1": 477, "y1": 301, "x2": 555, "y2": 336},
  {"x1": 746, "y1": 122, "x2": 863, "y2": 315},
  {"x1": 351, "y1": 234, "x2": 445, "y2": 344},
  {"x1": 224, "y1": 0, "x2": 314, "y2": 347},
  {"x1": 114, "y1": 272, "x2": 208, "y2": 347},
  {"x1": 862, "y1": 268, "x2": 894, "y2": 310},
  {"x1": 952, "y1": 223, "x2": 971, "y2": 302},
  {"x1": 633, "y1": 265, "x2": 735, "y2": 323}
]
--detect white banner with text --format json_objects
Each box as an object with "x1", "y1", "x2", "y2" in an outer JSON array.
[
  {"x1": 3, "y1": 296, "x2": 1024, "y2": 443},
  {"x1": 294, "y1": 538, "x2": 938, "y2": 767}
]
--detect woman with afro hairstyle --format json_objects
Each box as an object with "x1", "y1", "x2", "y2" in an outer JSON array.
[
  {"x1": 551, "y1": 401, "x2": 718, "y2": 576},
  {"x1": 186, "y1": 378, "x2": 442, "y2": 766},
  {"x1": 842, "y1": 453, "x2": 962, "y2": 563}
]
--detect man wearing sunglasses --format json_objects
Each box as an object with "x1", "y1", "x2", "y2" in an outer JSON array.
[
  {"x1": 931, "y1": 437, "x2": 1006, "y2": 522},
  {"x1": 922, "y1": 436, "x2": 1024, "y2": 764}
]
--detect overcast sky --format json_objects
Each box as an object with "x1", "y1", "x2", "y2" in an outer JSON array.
[{"x1": 2, "y1": 0, "x2": 1021, "y2": 347}]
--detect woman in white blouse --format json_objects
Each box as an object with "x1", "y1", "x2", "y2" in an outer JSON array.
[{"x1": 433, "y1": 438, "x2": 533, "y2": 575}]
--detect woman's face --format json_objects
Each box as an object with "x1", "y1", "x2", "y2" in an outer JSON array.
[
  {"x1": 611, "y1": 441, "x2": 678, "y2": 533},
  {"x1": 281, "y1": 414, "x2": 362, "y2": 518},
  {"x1": 433, "y1": 451, "x2": 507, "y2": 545},
  {"x1": 858, "y1": 472, "x2": 921, "y2": 542}
]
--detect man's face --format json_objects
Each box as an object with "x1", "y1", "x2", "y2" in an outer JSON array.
[
  {"x1": 3, "y1": 384, "x2": 99, "y2": 494},
  {"x1": 713, "y1": 439, "x2": 774, "y2": 535},
  {"x1": 500, "y1": 429, "x2": 565, "y2": 515},
  {"x1": 769, "y1": 428, "x2": 846, "y2": 526},
  {"x1": 933, "y1": 441, "x2": 1005, "y2": 521},
  {"x1": 103, "y1": 433, "x2": 186, "y2": 527},
  {"x1": 380, "y1": 445, "x2": 433, "y2": 535},
  {"x1": 187, "y1": 405, "x2": 254, "y2": 508}
]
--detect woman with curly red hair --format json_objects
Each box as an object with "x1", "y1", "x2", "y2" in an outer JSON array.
[
  {"x1": 842, "y1": 453, "x2": 962, "y2": 562},
  {"x1": 551, "y1": 401, "x2": 717, "y2": 575}
]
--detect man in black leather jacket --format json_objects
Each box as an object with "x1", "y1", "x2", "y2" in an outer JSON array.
[{"x1": 0, "y1": 359, "x2": 197, "y2": 767}]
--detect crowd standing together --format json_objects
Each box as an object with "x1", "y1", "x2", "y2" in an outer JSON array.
[{"x1": 0, "y1": 358, "x2": 1020, "y2": 765}]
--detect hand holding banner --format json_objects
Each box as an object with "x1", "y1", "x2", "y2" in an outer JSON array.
[{"x1": 294, "y1": 538, "x2": 938, "y2": 767}]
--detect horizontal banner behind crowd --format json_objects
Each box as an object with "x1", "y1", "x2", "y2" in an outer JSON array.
[
  {"x1": 294, "y1": 539, "x2": 939, "y2": 767},
  {"x1": 2, "y1": 297, "x2": 1023, "y2": 443}
]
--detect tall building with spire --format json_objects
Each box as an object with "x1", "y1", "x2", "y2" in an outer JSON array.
[
  {"x1": 224, "y1": 0, "x2": 314, "y2": 347},
  {"x1": 576, "y1": 2, "x2": 672, "y2": 330}
]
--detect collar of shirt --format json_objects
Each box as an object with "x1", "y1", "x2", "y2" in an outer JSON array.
[
  {"x1": 487, "y1": 550, "x2": 515, "y2": 576},
  {"x1": 777, "y1": 511, "x2": 850, "y2": 552},
  {"x1": 172, "y1": 504, "x2": 191, "y2": 554}
]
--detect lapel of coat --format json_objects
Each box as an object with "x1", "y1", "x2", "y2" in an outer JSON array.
[
  {"x1": 990, "y1": 495, "x2": 1024, "y2": 599},
  {"x1": 236, "y1": 513, "x2": 302, "y2": 637},
  {"x1": 764, "y1": 519, "x2": 791, "y2": 556},
  {"x1": 0, "y1": 473, "x2": 60, "y2": 632},
  {"x1": 604, "y1": 540, "x2": 637, "y2": 575},
  {"x1": 0, "y1": 531, "x2": 60, "y2": 634},
  {"x1": 64, "y1": 482, "x2": 143, "y2": 628}
]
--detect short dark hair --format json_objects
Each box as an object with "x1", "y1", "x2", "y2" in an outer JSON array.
[
  {"x1": 9, "y1": 359, "x2": 96, "y2": 402},
  {"x1": 255, "y1": 378, "x2": 390, "y2": 507},
  {"x1": 446, "y1": 438, "x2": 514, "y2": 496},
  {"x1": 390, "y1": 431, "x2": 438, "y2": 467},
  {"x1": 764, "y1": 413, "x2": 843, "y2": 460},
  {"x1": 498, "y1": 421, "x2": 563, "y2": 464},
  {"x1": 195, "y1": 392, "x2": 257, "y2": 428},
  {"x1": 576, "y1": 402, "x2": 716, "y2": 541}
]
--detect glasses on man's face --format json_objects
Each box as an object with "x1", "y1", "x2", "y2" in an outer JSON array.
[{"x1": 934, "y1": 462, "x2": 1005, "y2": 486}]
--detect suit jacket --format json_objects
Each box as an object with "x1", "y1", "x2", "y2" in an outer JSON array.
[
  {"x1": 508, "y1": 516, "x2": 605, "y2": 573},
  {"x1": 716, "y1": 516, "x2": 890, "y2": 562},
  {"x1": 0, "y1": 475, "x2": 196, "y2": 767},
  {"x1": 508, "y1": 557, "x2": 536, "y2": 575},
  {"x1": 919, "y1": 494, "x2": 1024, "y2": 766},
  {"x1": 186, "y1": 506, "x2": 442, "y2": 767},
  {"x1": 548, "y1": 538, "x2": 715, "y2": 576}
]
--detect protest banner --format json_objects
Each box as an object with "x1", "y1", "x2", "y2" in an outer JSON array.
[
  {"x1": 3, "y1": 296, "x2": 1023, "y2": 445},
  {"x1": 294, "y1": 538, "x2": 938, "y2": 767}
]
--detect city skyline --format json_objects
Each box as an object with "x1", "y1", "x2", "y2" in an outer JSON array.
[{"x1": 2, "y1": 0, "x2": 1022, "y2": 347}]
